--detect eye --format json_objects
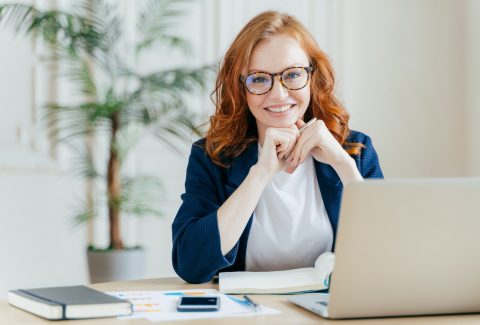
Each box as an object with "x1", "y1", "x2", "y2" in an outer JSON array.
[
  {"x1": 284, "y1": 71, "x2": 301, "y2": 80},
  {"x1": 251, "y1": 75, "x2": 269, "y2": 84}
]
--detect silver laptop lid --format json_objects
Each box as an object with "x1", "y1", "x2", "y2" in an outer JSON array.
[{"x1": 328, "y1": 178, "x2": 480, "y2": 319}]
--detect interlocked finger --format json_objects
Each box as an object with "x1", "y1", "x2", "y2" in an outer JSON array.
[{"x1": 278, "y1": 129, "x2": 299, "y2": 159}]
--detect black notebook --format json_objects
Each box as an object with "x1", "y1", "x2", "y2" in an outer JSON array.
[{"x1": 8, "y1": 285, "x2": 132, "y2": 320}]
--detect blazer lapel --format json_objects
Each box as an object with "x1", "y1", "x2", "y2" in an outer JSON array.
[{"x1": 314, "y1": 160, "x2": 343, "y2": 236}]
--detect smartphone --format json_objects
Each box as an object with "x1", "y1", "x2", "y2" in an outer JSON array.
[{"x1": 176, "y1": 296, "x2": 220, "y2": 312}]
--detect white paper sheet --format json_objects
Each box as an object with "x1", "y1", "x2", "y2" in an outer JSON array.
[{"x1": 107, "y1": 289, "x2": 280, "y2": 322}]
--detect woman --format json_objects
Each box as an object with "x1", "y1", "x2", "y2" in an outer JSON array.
[{"x1": 172, "y1": 11, "x2": 383, "y2": 284}]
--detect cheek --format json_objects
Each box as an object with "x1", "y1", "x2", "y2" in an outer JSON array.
[
  {"x1": 295, "y1": 88, "x2": 311, "y2": 107},
  {"x1": 246, "y1": 93, "x2": 263, "y2": 112}
]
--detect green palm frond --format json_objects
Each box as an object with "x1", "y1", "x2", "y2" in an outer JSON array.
[
  {"x1": 75, "y1": 0, "x2": 122, "y2": 76},
  {"x1": 116, "y1": 124, "x2": 144, "y2": 163},
  {"x1": 0, "y1": 3, "x2": 102, "y2": 56},
  {"x1": 43, "y1": 104, "x2": 93, "y2": 142},
  {"x1": 151, "y1": 105, "x2": 199, "y2": 135},
  {"x1": 118, "y1": 66, "x2": 211, "y2": 151},
  {"x1": 43, "y1": 101, "x2": 119, "y2": 143},
  {"x1": 67, "y1": 142, "x2": 101, "y2": 180},
  {"x1": 120, "y1": 175, "x2": 164, "y2": 217},
  {"x1": 151, "y1": 106, "x2": 202, "y2": 153},
  {"x1": 2, "y1": 0, "x2": 213, "y2": 234},
  {"x1": 174, "y1": 111, "x2": 203, "y2": 137},
  {"x1": 70, "y1": 201, "x2": 97, "y2": 229},
  {"x1": 122, "y1": 65, "x2": 212, "y2": 125},
  {"x1": 71, "y1": 58, "x2": 97, "y2": 98},
  {"x1": 136, "y1": 0, "x2": 192, "y2": 55},
  {"x1": 0, "y1": 4, "x2": 39, "y2": 33},
  {"x1": 140, "y1": 65, "x2": 213, "y2": 93},
  {"x1": 123, "y1": 89, "x2": 183, "y2": 125},
  {"x1": 58, "y1": 50, "x2": 97, "y2": 98},
  {"x1": 76, "y1": 0, "x2": 120, "y2": 51}
]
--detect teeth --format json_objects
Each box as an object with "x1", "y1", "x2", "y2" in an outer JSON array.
[{"x1": 266, "y1": 105, "x2": 292, "y2": 112}]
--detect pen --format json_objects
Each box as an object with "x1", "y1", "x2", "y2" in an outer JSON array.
[
  {"x1": 243, "y1": 295, "x2": 260, "y2": 311},
  {"x1": 298, "y1": 117, "x2": 317, "y2": 133}
]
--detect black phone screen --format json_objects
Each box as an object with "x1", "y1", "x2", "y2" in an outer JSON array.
[{"x1": 180, "y1": 297, "x2": 218, "y2": 305}]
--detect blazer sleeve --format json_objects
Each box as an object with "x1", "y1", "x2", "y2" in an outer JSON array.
[
  {"x1": 171, "y1": 143, "x2": 239, "y2": 284},
  {"x1": 358, "y1": 134, "x2": 384, "y2": 179}
]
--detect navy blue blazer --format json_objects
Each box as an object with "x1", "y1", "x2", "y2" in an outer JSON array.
[{"x1": 172, "y1": 130, "x2": 383, "y2": 283}]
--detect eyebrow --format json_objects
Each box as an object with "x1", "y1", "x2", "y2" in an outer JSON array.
[{"x1": 247, "y1": 63, "x2": 309, "y2": 74}]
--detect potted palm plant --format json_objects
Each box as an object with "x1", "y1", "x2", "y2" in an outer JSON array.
[{"x1": 0, "y1": 0, "x2": 211, "y2": 282}]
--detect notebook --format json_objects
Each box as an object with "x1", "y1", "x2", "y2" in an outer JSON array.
[
  {"x1": 8, "y1": 285, "x2": 132, "y2": 320},
  {"x1": 219, "y1": 252, "x2": 335, "y2": 294}
]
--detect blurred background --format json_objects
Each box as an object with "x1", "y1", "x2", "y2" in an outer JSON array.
[{"x1": 0, "y1": 0, "x2": 478, "y2": 297}]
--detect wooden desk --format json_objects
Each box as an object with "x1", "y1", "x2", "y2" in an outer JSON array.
[{"x1": 2, "y1": 277, "x2": 480, "y2": 324}]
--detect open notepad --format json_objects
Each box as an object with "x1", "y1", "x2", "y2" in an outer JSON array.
[{"x1": 219, "y1": 252, "x2": 336, "y2": 294}]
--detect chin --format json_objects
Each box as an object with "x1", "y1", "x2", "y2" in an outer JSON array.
[{"x1": 268, "y1": 117, "x2": 298, "y2": 128}]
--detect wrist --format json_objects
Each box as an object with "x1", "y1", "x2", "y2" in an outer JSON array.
[
  {"x1": 250, "y1": 164, "x2": 275, "y2": 185},
  {"x1": 331, "y1": 151, "x2": 354, "y2": 168},
  {"x1": 333, "y1": 155, "x2": 363, "y2": 185}
]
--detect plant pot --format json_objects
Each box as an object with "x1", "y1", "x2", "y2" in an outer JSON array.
[{"x1": 87, "y1": 248, "x2": 146, "y2": 283}]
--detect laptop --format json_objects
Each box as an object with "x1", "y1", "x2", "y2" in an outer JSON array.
[{"x1": 290, "y1": 178, "x2": 480, "y2": 319}]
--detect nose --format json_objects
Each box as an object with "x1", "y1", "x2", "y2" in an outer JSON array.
[{"x1": 268, "y1": 75, "x2": 288, "y2": 99}]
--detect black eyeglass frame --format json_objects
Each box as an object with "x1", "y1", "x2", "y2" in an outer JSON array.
[{"x1": 241, "y1": 66, "x2": 314, "y2": 95}]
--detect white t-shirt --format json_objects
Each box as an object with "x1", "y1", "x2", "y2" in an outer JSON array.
[{"x1": 245, "y1": 152, "x2": 333, "y2": 271}]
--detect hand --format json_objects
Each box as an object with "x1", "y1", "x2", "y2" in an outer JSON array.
[
  {"x1": 288, "y1": 119, "x2": 351, "y2": 170},
  {"x1": 256, "y1": 126, "x2": 299, "y2": 176}
]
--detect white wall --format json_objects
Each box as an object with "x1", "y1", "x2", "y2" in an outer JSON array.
[
  {"x1": 0, "y1": 0, "x2": 478, "y2": 297},
  {"x1": 0, "y1": 16, "x2": 34, "y2": 146},
  {"x1": 0, "y1": 170, "x2": 87, "y2": 296},
  {"x1": 336, "y1": 0, "x2": 468, "y2": 177},
  {"x1": 466, "y1": 0, "x2": 480, "y2": 176},
  {"x1": 0, "y1": 0, "x2": 89, "y2": 297}
]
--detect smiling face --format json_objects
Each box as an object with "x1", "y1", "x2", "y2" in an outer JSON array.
[{"x1": 245, "y1": 33, "x2": 311, "y2": 143}]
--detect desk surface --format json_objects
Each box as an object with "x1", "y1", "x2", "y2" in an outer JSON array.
[{"x1": 2, "y1": 277, "x2": 480, "y2": 324}]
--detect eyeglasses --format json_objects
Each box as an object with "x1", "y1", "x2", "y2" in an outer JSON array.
[{"x1": 242, "y1": 66, "x2": 313, "y2": 95}]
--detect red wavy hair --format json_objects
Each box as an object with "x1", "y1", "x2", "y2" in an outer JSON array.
[{"x1": 206, "y1": 11, "x2": 362, "y2": 166}]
